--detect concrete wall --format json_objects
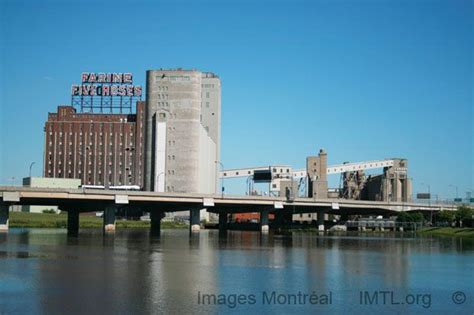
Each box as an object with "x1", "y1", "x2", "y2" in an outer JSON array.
[
  {"x1": 146, "y1": 69, "x2": 202, "y2": 193},
  {"x1": 198, "y1": 125, "x2": 217, "y2": 194},
  {"x1": 145, "y1": 69, "x2": 221, "y2": 194},
  {"x1": 23, "y1": 177, "x2": 81, "y2": 189},
  {"x1": 201, "y1": 73, "x2": 221, "y2": 193}
]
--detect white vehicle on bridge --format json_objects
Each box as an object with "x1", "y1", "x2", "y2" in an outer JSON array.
[
  {"x1": 81, "y1": 185, "x2": 105, "y2": 190},
  {"x1": 109, "y1": 185, "x2": 141, "y2": 191}
]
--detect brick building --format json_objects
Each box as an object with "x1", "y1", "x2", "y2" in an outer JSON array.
[{"x1": 43, "y1": 101, "x2": 145, "y2": 187}]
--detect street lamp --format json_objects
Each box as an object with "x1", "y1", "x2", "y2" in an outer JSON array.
[
  {"x1": 155, "y1": 172, "x2": 165, "y2": 192},
  {"x1": 449, "y1": 184, "x2": 459, "y2": 199},
  {"x1": 420, "y1": 182, "x2": 432, "y2": 223},
  {"x1": 246, "y1": 176, "x2": 252, "y2": 195},
  {"x1": 29, "y1": 162, "x2": 36, "y2": 178},
  {"x1": 215, "y1": 161, "x2": 224, "y2": 198}
]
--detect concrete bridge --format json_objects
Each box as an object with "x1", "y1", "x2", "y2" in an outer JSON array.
[{"x1": 0, "y1": 186, "x2": 457, "y2": 234}]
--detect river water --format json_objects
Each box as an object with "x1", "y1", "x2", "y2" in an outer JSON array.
[{"x1": 0, "y1": 229, "x2": 472, "y2": 314}]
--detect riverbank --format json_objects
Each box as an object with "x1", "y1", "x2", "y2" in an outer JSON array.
[
  {"x1": 8, "y1": 212, "x2": 187, "y2": 229},
  {"x1": 418, "y1": 227, "x2": 474, "y2": 238}
]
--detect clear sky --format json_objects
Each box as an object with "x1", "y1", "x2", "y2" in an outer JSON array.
[{"x1": 0, "y1": 0, "x2": 472, "y2": 200}]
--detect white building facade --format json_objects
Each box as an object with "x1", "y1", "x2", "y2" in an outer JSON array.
[{"x1": 144, "y1": 69, "x2": 221, "y2": 198}]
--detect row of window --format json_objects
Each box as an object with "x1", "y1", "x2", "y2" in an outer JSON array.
[
  {"x1": 48, "y1": 167, "x2": 139, "y2": 176},
  {"x1": 51, "y1": 150, "x2": 134, "y2": 158},
  {"x1": 50, "y1": 131, "x2": 134, "y2": 136},
  {"x1": 49, "y1": 141, "x2": 135, "y2": 149}
]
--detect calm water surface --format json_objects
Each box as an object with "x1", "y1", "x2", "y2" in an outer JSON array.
[{"x1": 0, "y1": 229, "x2": 472, "y2": 314}]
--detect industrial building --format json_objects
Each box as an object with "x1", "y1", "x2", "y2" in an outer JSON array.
[
  {"x1": 40, "y1": 69, "x2": 416, "y2": 227},
  {"x1": 43, "y1": 102, "x2": 146, "y2": 187},
  {"x1": 221, "y1": 149, "x2": 413, "y2": 224},
  {"x1": 43, "y1": 70, "x2": 221, "y2": 200},
  {"x1": 144, "y1": 69, "x2": 221, "y2": 194}
]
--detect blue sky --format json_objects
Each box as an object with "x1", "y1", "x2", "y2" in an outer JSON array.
[{"x1": 0, "y1": 0, "x2": 472, "y2": 199}]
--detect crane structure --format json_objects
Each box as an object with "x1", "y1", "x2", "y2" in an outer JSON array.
[
  {"x1": 219, "y1": 149, "x2": 411, "y2": 202},
  {"x1": 219, "y1": 159, "x2": 395, "y2": 179}
]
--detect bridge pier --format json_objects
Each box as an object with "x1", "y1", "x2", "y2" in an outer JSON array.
[
  {"x1": 0, "y1": 204, "x2": 10, "y2": 232},
  {"x1": 190, "y1": 209, "x2": 200, "y2": 232},
  {"x1": 103, "y1": 206, "x2": 116, "y2": 233},
  {"x1": 218, "y1": 212, "x2": 228, "y2": 231},
  {"x1": 150, "y1": 211, "x2": 165, "y2": 236},
  {"x1": 260, "y1": 210, "x2": 269, "y2": 233},
  {"x1": 274, "y1": 211, "x2": 291, "y2": 228},
  {"x1": 67, "y1": 210, "x2": 79, "y2": 235},
  {"x1": 340, "y1": 213, "x2": 349, "y2": 223},
  {"x1": 317, "y1": 209, "x2": 325, "y2": 231}
]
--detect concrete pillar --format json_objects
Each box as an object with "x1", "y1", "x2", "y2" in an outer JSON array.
[
  {"x1": 190, "y1": 209, "x2": 200, "y2": 232},
  {"x1": 317, "y1": 209, "x2": 325, "y2": 231},
  {"x1": 0, "y1": 204, "x2": 10, "y2": 232},
  {"x1": 150, "y1": 211, "x2": 165, "y2": 236},
  {"x1": 103, "y1": 206, "x2": 116, "y2": 233},
  {"x1": 260, "y1": 210, "x2": 269, "y2": 233},
  {"x1": 67, "y1": 210, "x2": 79, "y2": 235},
  {"x1": 218, "y1": 212, "x2": 228, "y2": 231}
]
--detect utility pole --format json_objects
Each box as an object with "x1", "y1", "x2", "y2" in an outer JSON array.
[
  {"x1": 421, "y1": 182, "x2": 432, "y2": 224},
  {"x1": 29, "y1": 162, "x2": 36, "y2": 178},
  {"x1": 215, "y1": 161, "x2": 224, "y2": 198}
]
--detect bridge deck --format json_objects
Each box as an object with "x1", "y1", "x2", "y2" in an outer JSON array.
[{"x1": 0, "y1": 186, "x2": 457, "y2": 214}]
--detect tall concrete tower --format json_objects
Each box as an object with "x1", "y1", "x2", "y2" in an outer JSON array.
[
  {"x1": 201, "y1": 72, "x2": 221, "y2": 191},
  {"x1": 144, "y1": 69, "x2": 220, "y2": 194},
  {"x1": 306, "y1": 149, "x2": 328, "y2": 199}
]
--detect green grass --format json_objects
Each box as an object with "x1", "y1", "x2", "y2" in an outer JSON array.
[
  {"x1": 9, "y1": 212, "x2": 187, "y2": 229},
  {"x1": 418, "y1": 227, "x2": 474, "y2": 238}
]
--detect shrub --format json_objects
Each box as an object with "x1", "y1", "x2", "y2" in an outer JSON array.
[
  {"x1": 437, "y1": 210, "x2": 455, "y2": 224},
  {"x1": 42, "y1": 209, "x2": 57, "y2": 214},
  {"x1": 396, "y1": 211, "x2": 424, "y2": 223}
]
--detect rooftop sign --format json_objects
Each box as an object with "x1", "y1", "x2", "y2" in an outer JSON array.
[
  {"x1": 71, "y1": 72, "x2": 142, "y2": 97},
  {"x1": 71, "y1": 72, "x2": 142, "y2": 113}
]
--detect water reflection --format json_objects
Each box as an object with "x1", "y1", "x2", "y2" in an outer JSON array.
[{"x1": 0, "y1": 229, "x2": 472, "y2": 314}]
